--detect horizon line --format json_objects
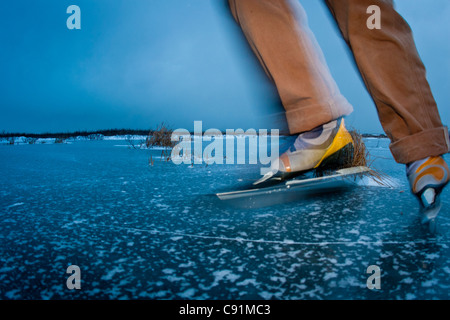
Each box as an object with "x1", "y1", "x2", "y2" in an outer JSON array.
[{"x1": 0, "y1": 127, "x2": 388, "y2": 139}]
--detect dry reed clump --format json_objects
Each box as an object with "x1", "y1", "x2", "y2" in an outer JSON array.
[
  {"x1": 348, "y1": 130, "x2": 367, "y2": 168},
  {"x1": 146, "y1": 123, "x2": 175, "y2": 149},
  {"x1": 315, "y1": 129, "x2": 391, "y2": 186},
  {"x1": 349, "y1": 130, "x2": 393, "y2": 186},
  {"x1": 146, "y1": 123, "x2": 175, "y2": 163}
]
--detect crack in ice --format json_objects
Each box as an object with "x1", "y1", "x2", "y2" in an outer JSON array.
[{"x1": 92, "y1": 224, "x2": 438, "y2": 247}]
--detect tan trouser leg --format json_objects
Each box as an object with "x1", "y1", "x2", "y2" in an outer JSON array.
[
  {"x1": 228, "y1": 0, "x2": 353, "y2": 134},
  {"x1": 229, "y1": 0, "x2": 449, "y2": 163},
  {"x1": 325, "y1": 0, "x2": 449, "y2": 163}
]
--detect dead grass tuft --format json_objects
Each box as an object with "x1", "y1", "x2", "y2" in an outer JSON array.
[
  {"x1": 146, "y1": 122, "x2": 175, "y2": 162},
  {"x1": 146, "y1": 122, "x2": 175, "y2": 149},
  {"x1": 315, "y1": 129, "x2": 392, "y2": 187}
]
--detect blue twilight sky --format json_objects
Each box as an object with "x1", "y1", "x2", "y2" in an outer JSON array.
[{"x1": 0, "y1": 0, "x2": 449, "y2": 134}]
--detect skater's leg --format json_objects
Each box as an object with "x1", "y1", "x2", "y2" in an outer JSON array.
[
  {"x1": 325, "y1": 0, "x2": 449, "y2": 212},
  {"x1": 324, "y1": 0, "x2": 450, "y2": 164},
  {"x1": 228, "y1": 0, "x2": 353, "y2": 134}
]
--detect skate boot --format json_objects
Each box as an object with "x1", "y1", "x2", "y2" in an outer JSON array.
[
  {"x1": 255, "y1": 118, "x2": 354, "y2": 185},
  {"x1": 406, "y1": 156, "x2": 449, "y2": 223}
]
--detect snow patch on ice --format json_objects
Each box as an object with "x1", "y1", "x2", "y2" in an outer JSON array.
[
  {"x1": 323, "y1": 272, "x2": 338, "y2": 281},
  {"x1": 178, "y1": 288, "x2": 196, "y2": 298},
  {"x1": 213, "y1": 270, "x2": 240, "y2": 283}
]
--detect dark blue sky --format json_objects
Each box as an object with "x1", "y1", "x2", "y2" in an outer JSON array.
[{"x1": 0, "y1": 0, "x2": 449, "y2": 134}]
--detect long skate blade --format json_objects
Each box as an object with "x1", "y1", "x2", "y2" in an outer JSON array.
[
  {"x1": 419, "y1": 187, "x2": 442, "y2": 224},
  {"x1": 421, "y1": 202, "x2": 442, "y2": 224}
]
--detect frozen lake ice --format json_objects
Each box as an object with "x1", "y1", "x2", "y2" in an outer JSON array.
[{"x1": 0, "y1": 138, "x2": 449, "y2": 300}]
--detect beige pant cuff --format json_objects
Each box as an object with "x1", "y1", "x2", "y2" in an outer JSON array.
[
  {"x1": 285, "y1": 95, "x2": 354, "y2": 134},
  {"x1": 389, "y1": 126, "x2": 450, "y2": 164}
]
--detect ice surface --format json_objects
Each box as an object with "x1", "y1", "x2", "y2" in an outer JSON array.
[{"x1": 0, "y1": 138, "x2": 449, "y2": 300}]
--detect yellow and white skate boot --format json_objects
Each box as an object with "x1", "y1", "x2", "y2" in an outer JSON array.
[
  {"x1": 255, "y1": 118, "x2": 354, "y2": 185},
  {"x1": 406, "y1": 156, "x2": 449, "y2": 221}
]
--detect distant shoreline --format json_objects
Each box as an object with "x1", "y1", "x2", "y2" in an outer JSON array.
[
  {"x1": 0, "y1": 129, "x2": 388, "y2": 139},
  {"x1": 0, "y1": 129, "x2": 150, "y2": 140}
]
